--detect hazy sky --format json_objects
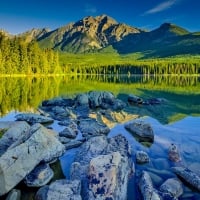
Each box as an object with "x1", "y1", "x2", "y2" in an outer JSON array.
[{"x1": 0, "y1": 0, "x2": 199, "y2": 34}]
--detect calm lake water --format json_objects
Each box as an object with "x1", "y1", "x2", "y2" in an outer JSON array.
[{"x1": 0, "y1": 75, "x2": 200, "y2": 199}]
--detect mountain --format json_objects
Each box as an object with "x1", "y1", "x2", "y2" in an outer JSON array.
[
  {"x1": 37, "y1": 14, "x2": 143, "y2": 53},
  {"x1": 17, "y1": 28, "x2": 50, "y2": 43},
  {"x1": 114, "y1": 22, "x2": 200, "y2": 57},
  {"x1": 1, "y1": 15, "x2": 200, "y2": 57}
]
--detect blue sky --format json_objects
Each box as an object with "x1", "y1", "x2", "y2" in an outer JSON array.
[{"x1": 0, "y1": 0, "x2": 200, "y2": 34}]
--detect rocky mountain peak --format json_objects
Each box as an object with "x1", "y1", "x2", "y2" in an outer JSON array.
[
  {"x1": 18, "y1": 28, "x2": 50, "y2": 42},
  {"x1": 37, "y1": 14, "x2": 142, "y2": 52}
]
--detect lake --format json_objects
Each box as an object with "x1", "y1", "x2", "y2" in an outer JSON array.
[{"x1": 0, "y1": 74, "x2": 200, "y2": 199}]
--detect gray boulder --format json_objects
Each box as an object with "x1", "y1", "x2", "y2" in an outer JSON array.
[
  {"x1": 0, "y1": 121, "x2": 30, "y2": 156},
  {"x1": 88, "y1": 91, "x2": 115, "y2": 109},
  {"x1": 125, "y1": 120, "x2": 154, "y2": 142},
  {"x1": 172, "y1": 167, "x2": 200, "y2": 191},
  {"x1": 160, "y1": 178, "x2": 183, "y2": 198},
  {"x1": 47, "y1": 179, "x2": 81, "y2": 200},
  {"x1": 112, "y1": 99, "x2": 127, "y2": 110},
  {"x1": 168, "y1": 143, "x2": 181, "y2": 162},
  {"x1": 51, "y1": 106, "x2": 67, "y2": 115},
  {"x1": 15, "y1": 113, "x2": 53, "y2": 124},
  {"x1": 24, "y1": 163, "x2": 54, "y2": 187},
  {"x1": 71, "y1": 134, "x2": 132, "y2": 200},
  {"x1": 88, "y1": 152, "x2": 130, "y2": 200},
  {"x1": 136, "y1": 150, "x2": 150, "y2": 164},
  {"x1": 51, "y1": 106, "x2": 72, "y2": 119},
  {"x1": 78, "y1": 118, "x2": 110, "y2": 138},
  {"x1": 75, "y1": 93, "x2": 89, "y2": 106},
  {"x1": 139, "y1": 171, "x2": 162, "y2": 200},
  {"x1": 5, "y1": 189, "x2": 21, "y2": 200},
  {"x1": 59, "y1": 126, "x2": 78, "y2": 139},
  {"x1": 0, "y1": 123, "x2": 65, "y2": 196}
]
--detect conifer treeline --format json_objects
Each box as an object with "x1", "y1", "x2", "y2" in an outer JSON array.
[
  {"x1": 63, "y1": 62, "x2": 200, "y2": 75},
  {"x1": 0, "y1": 33, "x2": 61, "y2": 74}
]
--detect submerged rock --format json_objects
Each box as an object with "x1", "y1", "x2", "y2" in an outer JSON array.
[
  {"x1": 136, "y1": 150, "x2": 150, "y2": 164},
  {"x1": 15, "y1": 113, "x2": 53, "y2": 124},
  {"x1": 0, "y1": 123, "x2": 65, "y2": 196},
  {"x1": 160, "y1": 178, "x2": 183, "y2": 198},
  {"x1": 78, "y1": 118, "x2": 110, "y2": 138},
  {"x1": 168, "y1": 143, "x2": 181, "y2": 162},
  {"x1": 125, "y1": 120, "x2": 154, "y2": 142},
  {"x1": 24, "y1": 163, "x2": 54, "y2": 187},
  {"x1": 143, "y1": 98, "x2": 166, "y2": 105},
  {"x1": 139, "y1": 171, "x2": 162, "y2": 200},
  {"x1": 172, "y1": 167, "x2": 200, "y2": 191}
]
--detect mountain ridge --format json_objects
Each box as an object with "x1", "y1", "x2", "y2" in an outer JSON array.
[{"x1": 1, "y1": 14, "x2": 200, "y2": 57}]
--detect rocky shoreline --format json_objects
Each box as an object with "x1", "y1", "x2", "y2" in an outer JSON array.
[{"x1": 0, "y1": 91, "x2": 200, "y2": 200}]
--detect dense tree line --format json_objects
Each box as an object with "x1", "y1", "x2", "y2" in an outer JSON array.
[
  {"x1": 0, "y1": 33, "x2": 60, "y2": 74},
  {"x1": 63, "y1": 62, "x2": 200, "y2": 75}
]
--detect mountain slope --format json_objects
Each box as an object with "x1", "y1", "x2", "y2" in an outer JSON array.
[
  {"x1": 37, "y1": 14, "x2": 143, "y2": 53},
  {"x1": 18, "y1": 28, "x2": 50, "y2": 43},
  {"x1": 114, "y1": 23, "x2": 200, "y2": 57}
]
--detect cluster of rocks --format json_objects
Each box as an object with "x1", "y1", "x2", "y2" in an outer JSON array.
[
  {"x1": 134, "y1": 142, "x2": 200, "y2": 200},
  {"x1": 0, "y1": 91, "x2": 200, "y2": 200}
]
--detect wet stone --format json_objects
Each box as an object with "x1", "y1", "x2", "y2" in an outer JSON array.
[
  {"x1": 125, "y1": 120, "x2": 154, "y2": 142},
  {"x1": 64, "y1": 140, "x2": 83, "y2": 150},
  {"x1": 15, "y1": 113, "x2": 53, "y2": 125},
  {"x1": 172, "y1": 167, "x2": 200, "y2": 192},
  {"x1": 59, "y1": 127, "x2": 77, "y2": 139},
  {"x1": 160, "y1": 178, "x2": 183, "y2": 198},
  {"x1": 78, "y1": 118, "x2": 110, "y2": 138},
  {"x1": 24, "y1": 163, "x2": 54, "y2": 187},
  {"x1": 136, "y1": 150, "x2": 150, "y2": 164},
  {"x1": 168, "y1": 143, "x2": 181, "y2": 162}
]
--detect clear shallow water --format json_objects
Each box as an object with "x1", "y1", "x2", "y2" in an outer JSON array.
[
  {"x1": 0, "y1": 75, "x2": 200, "y2": 199},
  {"x1": 58, "y1": 116, "x2": 200, "y2": 200}
]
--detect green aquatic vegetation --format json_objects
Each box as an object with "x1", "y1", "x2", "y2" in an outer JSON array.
[{"x1": 0, "y1": 128, "x2": 7, "y2": 138}]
